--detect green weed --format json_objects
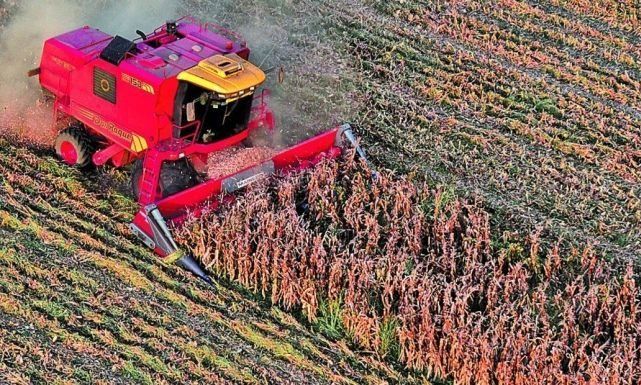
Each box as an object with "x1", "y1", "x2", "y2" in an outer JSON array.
[
  {"x1": 378, "y1": 317, "x2": 400, "y2": 359},
  {"x1": 534, "y1": 97, "x2": 563, "y2": 118},
  {"x1": 315, "y1": 297, "x2": 344, "y2": 340},
  {"x1": 121, "y1": 361, "x2": 154, "y2": 385},
  {"x1": 32, "y1": 300, "x2": 71, "y2": 322}
]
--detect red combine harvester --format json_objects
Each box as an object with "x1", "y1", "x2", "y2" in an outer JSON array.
[{"x1": 32, "y1": 18, "x2": 367, "y2": 283}]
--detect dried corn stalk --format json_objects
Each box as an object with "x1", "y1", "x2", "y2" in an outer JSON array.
[{"x1": 176, "y1": 154, "x2": 641, "y2": 385}]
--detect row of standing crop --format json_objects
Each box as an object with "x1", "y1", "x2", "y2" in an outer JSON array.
[{"x1": 178, "y1": 152, "x2": 640, "y2": 384}]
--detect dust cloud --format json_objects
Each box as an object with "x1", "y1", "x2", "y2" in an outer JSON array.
[
  {"x1": 184, "y1": 2, "x2": 349, "y2": 145},
  {"x1": 0, "y1": 0, "x2": 180, "y2": 145}
]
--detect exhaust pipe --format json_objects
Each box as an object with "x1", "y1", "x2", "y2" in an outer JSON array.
[
  {"x1": 142, "y1": 204, "x2": 214, "y2": 286},
  {"x1": 27, "y1": 67, "x2": 41, "y2": 77}
]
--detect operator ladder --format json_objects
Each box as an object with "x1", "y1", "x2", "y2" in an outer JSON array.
[{"x1": 140, "y1": 150, "x2": 161, "y2": 205}]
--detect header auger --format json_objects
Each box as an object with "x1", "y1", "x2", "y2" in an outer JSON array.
[{"x1": 32, "y1": 18, "x2": 368, "y2": 283}]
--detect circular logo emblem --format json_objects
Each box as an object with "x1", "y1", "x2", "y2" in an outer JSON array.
[{"x1": 100, "y1": 79, "x2": 111, "y2": 92}]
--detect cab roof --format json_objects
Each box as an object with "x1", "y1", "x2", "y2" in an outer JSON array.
[{"x1": 178, "y1": 54, "x2": 265, "y2": 97}]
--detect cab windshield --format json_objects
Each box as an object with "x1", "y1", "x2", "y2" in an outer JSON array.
[{"x1": 173, "y1": 81, "x2": 253, "y2": 143}]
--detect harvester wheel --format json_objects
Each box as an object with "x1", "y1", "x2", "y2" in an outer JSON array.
[
  {"x1": 54, "y1": 126, "x2": 94, "y2": 168},
  {"x1": 131, "y1": 158, "x2": 198, "y2": 201}
]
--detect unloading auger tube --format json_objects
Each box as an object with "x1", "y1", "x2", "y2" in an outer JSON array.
[{"x1": 135, "y1": 124, "x2": 370, "y2": 286}]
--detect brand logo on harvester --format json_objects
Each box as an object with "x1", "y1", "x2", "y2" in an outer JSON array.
[
  {"x1": 236, "y1": 172, "x2": 266, "y2": 189},
  {"x1": 93, "y1": 67, "x2": 117, "y2": 104},
  {"x1": 122, "y1": 73, "x2": 155, "y2": 94},
  {"x1": 77, "y1": 107, "x2": 148, "y2": 152},
  {"x1": 51, "y1": 56, "x2": 74, "y2": 71}
]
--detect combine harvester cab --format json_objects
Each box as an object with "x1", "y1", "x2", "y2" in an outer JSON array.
[{"x1": 35, "y1": 17, "x2": 367, "y2": 283}]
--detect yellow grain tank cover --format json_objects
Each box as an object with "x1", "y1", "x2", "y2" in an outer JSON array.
[{"x1": 177, "y1": 53, "x2": 266, "y2": 99}]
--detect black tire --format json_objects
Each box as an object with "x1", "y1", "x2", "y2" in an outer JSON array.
[
  {"x1": 54, "y1": 125, "x2": 95, "y2": 168},
  {"x1": 131, "y1": 158, "x2": 198, "y2": 201}
]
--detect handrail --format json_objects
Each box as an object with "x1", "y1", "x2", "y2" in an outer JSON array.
[
  {"x1": 255, "y1": 89, "x2": 270, "y2": 107},
  {"x1": 173, "y1": 120, "x2": 201, "y2": 142},
  {"x1": 130, "y1": 16, "x2": 246, "y2": 47},
  {"x1": 180, "y1": 16, "x2": 245, "y2": 44}
]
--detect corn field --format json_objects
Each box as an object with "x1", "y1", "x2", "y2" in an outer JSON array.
[
  {"x1": 178, "y1": 153, "x2": 641, "y2": 385},
  {"x1": 2, "y1": 0, "x2": 641, "y2": 383}
]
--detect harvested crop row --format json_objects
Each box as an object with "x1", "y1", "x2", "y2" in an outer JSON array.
[
  {"x1": 544, "y1": 0, "x2": 641, "y2": 32},
  {"x1": 177, "y1": 153, "x2": 641, "y2": 385},
  {"x1": 377, "y1": 0, "x2": 641, "y2": 183}
]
